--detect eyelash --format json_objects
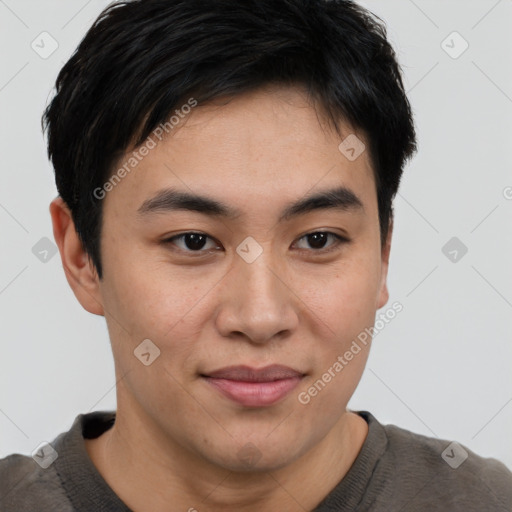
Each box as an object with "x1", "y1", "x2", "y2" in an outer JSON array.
[{"x1": 161, "y1": 231, "x2": 349, "y2": 256}]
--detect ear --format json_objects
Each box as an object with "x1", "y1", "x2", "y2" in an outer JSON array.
[
  {"x1": 49, "y1": 196, "x2": 105, "y2": 316},
  {"x1": 376, "y1": 219, "x2": 393, "y2": 309}
]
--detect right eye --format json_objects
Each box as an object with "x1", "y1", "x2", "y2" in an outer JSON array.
[{"x1": 162, "y1": 232, "x2": 221, "y2": 255}]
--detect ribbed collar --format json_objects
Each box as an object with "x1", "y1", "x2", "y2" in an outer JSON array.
[
  {"x1": 313, "y1": 410, "x2": 393, "y2": 511},
  {"x1": 53, "y1": 410, "x2": 132, "y2": 511}
]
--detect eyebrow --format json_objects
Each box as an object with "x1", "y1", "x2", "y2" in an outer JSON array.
[{"x1": 137, "y1": 185, "x2": 364, "y2": 222}]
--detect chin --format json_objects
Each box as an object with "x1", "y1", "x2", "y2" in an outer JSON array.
[{"x1": 200, "y1": 435, "x2": 309, "y2": 474}]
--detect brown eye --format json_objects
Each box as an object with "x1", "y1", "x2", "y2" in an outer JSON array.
[
  {"x1": 163, "y1": 232, "x2": 219, "y2": 253},
  {"x1": 294, "y1": 232, "x2": 348, "y2": 252}
]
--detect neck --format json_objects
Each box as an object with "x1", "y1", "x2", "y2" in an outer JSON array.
[{"x1": 85, "y1": 405, "x2": 368, "y2": 512}]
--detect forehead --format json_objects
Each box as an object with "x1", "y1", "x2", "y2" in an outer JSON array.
[{"x1": 103, "y1": 85, "x2": 376, "y2": 219}]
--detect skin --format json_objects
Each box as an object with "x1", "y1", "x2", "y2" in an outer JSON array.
[{"x1": 50, "y1": 84, "x2": 392, "y2": 512}]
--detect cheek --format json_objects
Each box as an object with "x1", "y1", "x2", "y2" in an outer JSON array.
[
  {"x1": 297, "y1": 252, "x2": 382, "y2": 337},
  {"x1": 292, "y1": 245, "x2": 381, "y2": 405},
  {"x1": 100, "y1": 236, "x2": 209, "y2": 333},
  {"x1": 295, "y1": 278, "x2": 374, "y2": 417},
  {"x1": 99, "y1": 251, "x2": 235, "y2": 397}
]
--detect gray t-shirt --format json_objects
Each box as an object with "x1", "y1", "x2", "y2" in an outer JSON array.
[{"x1": 1, "y1": 410, "x2": 511, "y2": 511}]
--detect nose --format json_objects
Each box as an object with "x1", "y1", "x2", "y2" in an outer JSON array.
[{"x1": 214, "y1": 246, "x2": 299, "y2": 345}]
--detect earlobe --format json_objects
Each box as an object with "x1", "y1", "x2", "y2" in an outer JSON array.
[
  {"x1": 49, "y1": 196, "x2": 105, "y2": 316},
  {"x1": 377, "y1": 220, "x2": 393, "y2": 309}
]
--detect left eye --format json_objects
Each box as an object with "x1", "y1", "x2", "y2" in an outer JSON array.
[
  {"x1": 294, "y1": 231, "x2": 347, "y2": 252},
  {"x1": 163, "y1": 231, "x2": 347, "y2": 254}
]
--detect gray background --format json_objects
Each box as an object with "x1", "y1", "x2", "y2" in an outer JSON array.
[{"x1": 1, "y1": 0, "x2": 511, "y2": 470}]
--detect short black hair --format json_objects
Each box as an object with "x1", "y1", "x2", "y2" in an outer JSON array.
[{"x1": 42, "y1": 0, "x2": 417, "y2": 280}]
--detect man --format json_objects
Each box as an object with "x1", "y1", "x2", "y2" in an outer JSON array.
[{"x1": 1, "y1": 0, "x2": 511, "y2": 510}]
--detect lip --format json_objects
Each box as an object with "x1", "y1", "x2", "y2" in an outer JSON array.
[{"x1": 202, "y1": 364, "x2": 305, "y2": 407}]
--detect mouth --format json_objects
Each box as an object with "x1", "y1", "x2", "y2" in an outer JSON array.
[{"x1": 201, "y1": 364, "x2": 305, "y2": 407}]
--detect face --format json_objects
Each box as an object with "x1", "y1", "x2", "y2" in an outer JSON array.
[{"x1": 72, "y1": 85, "x2": 390, "y2": 471}]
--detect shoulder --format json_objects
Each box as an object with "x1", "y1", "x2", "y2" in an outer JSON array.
[
  {"x1": 0, "y1": 452, "x2": 73, "y2": 511},
  {"x1": 381, "y1": 419, "x2": 512, "y2": 509},
  {"x1": 0, "y1": 411, "x2": 117, "y2": 512}
]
